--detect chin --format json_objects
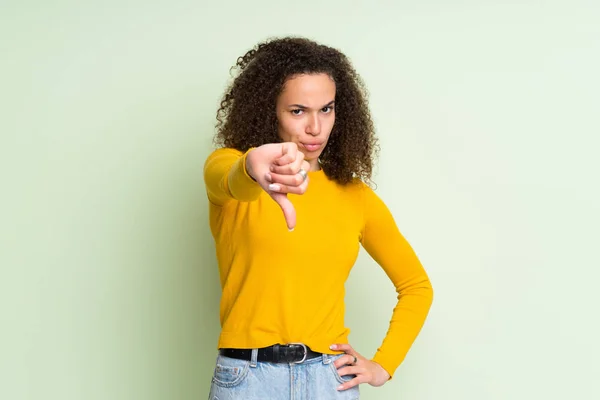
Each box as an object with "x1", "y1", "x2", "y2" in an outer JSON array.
[{"x1": 302, "y1": 151, "x2": 321, "y2": 161}]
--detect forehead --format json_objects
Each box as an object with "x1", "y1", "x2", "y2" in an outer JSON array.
[{"x1": 278, "y1": 73, "x2": 336, "y2": 105}]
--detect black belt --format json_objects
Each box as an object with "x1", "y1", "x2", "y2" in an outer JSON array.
[{"x1": 219, "y1": 343, "x2": 322, "y2": 364}]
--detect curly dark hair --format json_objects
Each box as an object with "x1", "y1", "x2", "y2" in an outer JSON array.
[{"x1": 214, "y1": 36, "x2": 379, "y2": 185}]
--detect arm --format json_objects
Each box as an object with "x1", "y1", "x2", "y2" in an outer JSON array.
[
  {"x1": 203, "y1": 144, "x2": 310, "y2": 230},
  {"x1": 360, "y1": 185, "x2": 434, "y2": 378},
  {"x1": 203, "y1": 148, "x2": 263, "y2": 206}
]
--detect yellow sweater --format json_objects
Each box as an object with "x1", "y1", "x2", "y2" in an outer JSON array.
[{"x1": 203, "y1": 147, "x2": 433, "y2": 377}]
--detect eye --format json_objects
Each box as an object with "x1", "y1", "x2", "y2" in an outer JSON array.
[
  {"x1": 291, "y1": 109, "x2": 304, "y2": 116},
  {"x1": 321, "y1": 106, "x2": 334, "y2": 113}
]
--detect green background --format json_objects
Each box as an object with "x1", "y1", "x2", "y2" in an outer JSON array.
[{"x1": 2, "y1": 1, "x2": 598, "y2": 399}]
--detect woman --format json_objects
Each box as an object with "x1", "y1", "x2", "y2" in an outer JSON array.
[{"x1": 203, "y1": 37, "x2": 433, "y2": 399}]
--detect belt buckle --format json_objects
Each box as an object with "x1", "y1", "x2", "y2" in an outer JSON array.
[{"x1": 289, "y1": 343, "x2": 307, "y2": 364}]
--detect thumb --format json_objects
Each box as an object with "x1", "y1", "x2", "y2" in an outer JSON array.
[{"x1": 271, "y1": 192, "x2": 296, "y2": 231}]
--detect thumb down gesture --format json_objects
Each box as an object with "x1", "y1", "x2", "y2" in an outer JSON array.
[{"x1": 246, "y1": 142, "x2": 310, "y2": 230}]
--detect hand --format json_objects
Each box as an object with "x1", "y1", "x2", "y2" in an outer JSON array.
[
  {"x1": 246, "y1": 142, "x2": 310, "y2": 230},
  {"x1": 330, "y1": 343, "x2": 391, "y2": 391}
]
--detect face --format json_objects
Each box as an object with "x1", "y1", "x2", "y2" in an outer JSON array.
[{"x1": 276, "y1": 73, "x2": 336, "y2": 170}]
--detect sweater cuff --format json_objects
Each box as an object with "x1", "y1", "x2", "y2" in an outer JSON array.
[
  {"x1": 228, "y1": 148, "x2": 262, "y2": 201},
  {"x1": 371, "y1": 352, "x2": 400, "y2": 380}
]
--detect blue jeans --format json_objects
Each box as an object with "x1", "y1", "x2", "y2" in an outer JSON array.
[{"x1": 208, "y1": 350, "x2": 360, "y2": 399}]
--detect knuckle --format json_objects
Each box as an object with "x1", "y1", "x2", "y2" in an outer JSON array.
[{"x1": 271, "y1": 174, "x2": 282, "y2": 183}]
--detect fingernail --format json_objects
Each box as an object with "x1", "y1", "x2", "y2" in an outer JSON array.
[
  {"x1": 330, "y1": 344, "x2": 336, "y2": 350},
  {"x1": 288, "y1": 228, "x2": 294, "y2": 232},
  {"x1": 270, "y1": 165, "x2": 275, "y2": 172},
  {"x1": 268, "y1": 184, "x2": 280, "y2": 191},
  {"x1": 265, "y1": 173, "x2": 272, "y2": 181},
  {"x1": 337, "y1": 385, "x2": 343, "y2": 391}
]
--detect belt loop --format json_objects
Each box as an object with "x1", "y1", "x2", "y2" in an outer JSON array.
[
  {"x1": 322, "y1": 353, "x2": 330, "y2": 364},
  {"x1": 250, "y1": 349, "x2": 258, "y2": 368},
  {"x1": 273, "y1": 344, "x2": 280, "y2": 363}
]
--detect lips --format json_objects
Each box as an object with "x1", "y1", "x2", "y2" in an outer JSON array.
[{"x1": 302, "y1": 142, "x2": 323, "y2": 152}]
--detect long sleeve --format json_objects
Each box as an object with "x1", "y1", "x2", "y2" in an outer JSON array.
[
  {"x1": 359, "y1": 185, "x2": 434, "y2": 378},
  {"x1": 203, "y1": 148, "x2": 263, "y2": 206}
]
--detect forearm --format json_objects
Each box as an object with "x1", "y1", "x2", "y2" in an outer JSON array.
[
  {"x1": 371, "y1": 279, "x2": 433, "y2": 377},
  {"x1": 203, "y1": 148, "x2": 262, "y2": 205}
]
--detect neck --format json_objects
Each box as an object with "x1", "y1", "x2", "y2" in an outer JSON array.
[{"x1": 309, "y1": 159, "x2": 321, "y2": 171}]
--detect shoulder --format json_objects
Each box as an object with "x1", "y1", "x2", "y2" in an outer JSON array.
[
  {"x1": 206, "y1": 147, "x2": 243, "y2": 159},
  {"x1": 330, "y1": 178, "x2": 378, "y2": 207},
  {"x1": 204, "y1": 147, "x2": 244, "y2": 167},
  {"x1": 342, "y1": 178, "x2": 375, "y2": 196},
  {"x1": 346, "y1": 179, "x2": 389, "y2": 211}
]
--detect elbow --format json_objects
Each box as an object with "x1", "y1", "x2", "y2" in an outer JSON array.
[
  {"x1": 397, "y1": 276, "x2": 434, "y2": 305},
  {"x1": 426, "y1": 279, "x2": 434, "y2": 306},
  {"x1": 416, "y1": 278, "x2": 434, "y2": 307}
]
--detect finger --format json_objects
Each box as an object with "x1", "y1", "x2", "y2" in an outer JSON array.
[
  {"x1": 336, "y1": 365, "x2": 361, "y2": 378},
  {"x1": 301, "y1": 160, "x2": 310, "y2": 173},
  {"x1": 299, "y1": 175, "x2": 309, "y2": 194},
  {"x1": 334, "y1": 354, "x2": 357, "y2": 369},
  {"x1": 274, "y1": 142, "x2": 298, "y2": 166},
  {"x1": 270, "y1": 152, "x2": 304, "y2": 174},
  {"x1": 336, "y1": 376, "x2": 362, "y2": 391},
  {"x1": 271, "y1": 192, "x2": 296, "y2": 230},
  {"x1": 330, "y1": 344, "x2": 357, "y2": 356},
  {"x1": 268, "y1": 180, "x2": 308, "y2": 195},
  {"x1": 266, "y1": 172, "x2": 306, "y2": 187}
]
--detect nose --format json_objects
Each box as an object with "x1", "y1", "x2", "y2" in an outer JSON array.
[{"x1": 305, "y1": 113, "x2": 321, "y2": 136}]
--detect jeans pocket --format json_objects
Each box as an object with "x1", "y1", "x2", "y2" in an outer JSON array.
[
  {"x1": 328, "y1": 356, "x2": 357, "y2": 384},
  {"x1": 211, "y1": 355, "x2": 250, "y2": 388}
]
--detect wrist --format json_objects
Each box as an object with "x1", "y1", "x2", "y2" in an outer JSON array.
[
  {"x1": 371, "y1": 360, "x2": 391, "y2": 381},
  {"x1": 244, "y1": 148, "x2": 257, "y2": 181}
]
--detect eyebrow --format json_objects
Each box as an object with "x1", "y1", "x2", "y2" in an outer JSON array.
[{"x1": 288, "y1": 100, "x2": 335, "y2": 109}]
